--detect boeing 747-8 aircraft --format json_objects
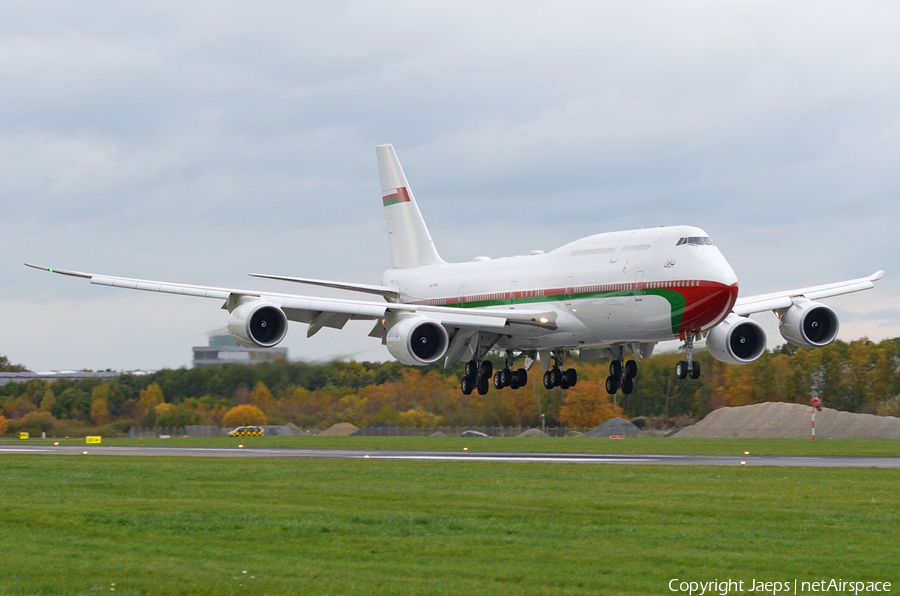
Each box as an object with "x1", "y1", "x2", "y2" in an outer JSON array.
[{"x1": 27, "y1": 144, "x2": 883, "y2": 396}]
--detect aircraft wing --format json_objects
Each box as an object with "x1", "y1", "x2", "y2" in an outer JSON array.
[
  {"x1": 732, "y1": 270, "x2": 884, "y2": 316},
  {"x1": 24, "y1": 264, "x2": 558, "y2": 336}
]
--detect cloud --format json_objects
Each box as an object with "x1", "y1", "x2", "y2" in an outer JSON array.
[{"x1": 1, "y1": 1, "x2": 898, "y2": 371}]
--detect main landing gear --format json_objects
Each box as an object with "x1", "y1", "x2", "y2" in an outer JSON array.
[
  {"x1": 493, "y1": 351, "x2": 528, "y2": 391},
  {"x1": 542, "y1": 350, "x2": 578, "y2": 390},
  {"x1": 461, "y1": 352, "x2": 530, "y2": 395},
  {"x1": 676, "y1": 334, "x2": 701, "y2": 380},
  {"x1": 461, "y1": 359, "x2": 492, "y2": 396},
  {"x1": 605, "y1": 347, "x2": 637, "y2": 395}
]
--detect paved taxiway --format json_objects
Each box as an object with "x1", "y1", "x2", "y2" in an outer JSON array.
[{"x1": 2, "y1": 444, "x2": 900, "y2": 468}]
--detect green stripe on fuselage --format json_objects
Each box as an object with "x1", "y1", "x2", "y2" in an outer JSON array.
[{"x1": 428, "y1": 288, "x2": 685, "y2": 335}]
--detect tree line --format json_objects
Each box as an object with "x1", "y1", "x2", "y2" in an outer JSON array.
[{"x1": 2, "y1": 336, "x2": 899, "y2": 437}]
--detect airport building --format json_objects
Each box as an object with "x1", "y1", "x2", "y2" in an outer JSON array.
[{"x1": 191, "y1": 331, "x2": 288, "y2": 368}]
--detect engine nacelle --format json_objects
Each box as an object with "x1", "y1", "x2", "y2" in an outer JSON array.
[
  {"x1": 385, "y1": 315, "x2": 449, "y2": 366},
  {"x1": 778, "y1": 299, "x2": 839, "y2": 348},
  {"x1": 227, "y1": 300, "x2": 288, "y2": 348},
  {"x1": 707, "y1": 313, "x2": 767, "y2": 365}
]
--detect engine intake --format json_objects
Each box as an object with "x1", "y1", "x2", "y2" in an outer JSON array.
[
  {"x1": 227, "y1": 300, "x2": 288, "y2": 348},
  {"x1": 706, "y1": 313, "x2": 766, "y2": 365},
  {"x1": 779, "y1": 299, "x2": 839, "y2": 348},
  {"x1": 385, "y1": 315, "x2": 449, "y2": 366}
]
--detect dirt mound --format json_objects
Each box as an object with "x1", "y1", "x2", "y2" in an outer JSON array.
[
  {"x1": 318, "y1": 422, "x2": 358, "y2": 437},
  {"x1": 517, "y1": 428, "x2": 549, "y2": 438},
  {"x1": 585, "y1": 417, "x2": 647, "y2": 438},
  {"x1": 673, "y1": 402, "x2": 900, "y2": 439}
]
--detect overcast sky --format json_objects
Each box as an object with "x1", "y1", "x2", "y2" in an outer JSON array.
[{"x1": 2, "y1": 1, "x2": 898, "y2": 372}]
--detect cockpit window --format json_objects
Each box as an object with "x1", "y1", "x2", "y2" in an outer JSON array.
[{"x1": 676, "y1": 236, "x2": 714, "y2": 246}]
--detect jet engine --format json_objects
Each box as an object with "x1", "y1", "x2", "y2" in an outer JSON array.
[
  {"x1": 706, "y1": 313, "x2": 766, "y2": 365},
  {"x1": 778, "y1": 299, "x2": 839, "y2": 348},
  {"x1": 385, "y1": 315, "x2": 449, "y2": 366},
  {"x1": 227, "y1": 300, "x2": 288, "y2": 348}
]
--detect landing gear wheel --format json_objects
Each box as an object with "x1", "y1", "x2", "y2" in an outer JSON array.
[
  {"x1": 543, "y1": 371, "x2": 554, "y2": 390},
  {"x1": 625, "y1": 360, "x2": 637, "y2": 379},
  {"x1": 499, "y1": 368, "x2": 511, "y2": 387},
  {"x1": 477, "y1": 377, "x2": 489, "y2": 395},
  {"x1": 610, "y1": 360, "x2": 622, "y2": 378},
  {"x1": 622, "y1": 377, "x2": 634, "y2": 395},
  {"x1": 550, "y1": 368, "x2": 562, "y2": 387},
  {"x1": 564, "y1": 368, "x2": 577, "y2": 387},
  {"x1": 510, "y1": 376, "x2": 520, "y2": 390},
  {"x1": 493, "y1": 371, "x2": 504, "y2": 390},
  {"x1": 461, "y1": 377, "x2": 474, "y2": 395},
  {"x1": 465, "y1": 360, "x2": 479, "y2": 379},
  {"x1": 515, "y1": 369, "x2": 527, "y2": 387},
  {"x1": 605, "y1": 375, "x2": 619, "y2": 395},
  {"x1": 676, "y1": 361, "x2": 688, "y2": 380},
  {"x1": 690, "y1": 361, "x2": 701, "y2": 380},
  {"x1": 480, "y1": 361, "x2": 493, "y2": 379}
]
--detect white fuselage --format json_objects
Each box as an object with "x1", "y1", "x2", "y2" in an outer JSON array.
[{"x1": 382, "y1": 225, "x2": 739, "y2": 351}]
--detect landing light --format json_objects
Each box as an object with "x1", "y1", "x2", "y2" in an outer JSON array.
[{"x1": 540, "y1": 317, "x2": 549, "y2": 324}]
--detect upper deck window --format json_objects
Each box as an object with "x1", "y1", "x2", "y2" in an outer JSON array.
[{"x1": 676, "y1": 236, "x2": 714, "y2": 246}]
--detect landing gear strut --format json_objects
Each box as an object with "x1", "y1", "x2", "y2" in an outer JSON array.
[
  {"x1": 676, "y1": 334, "x2": 701, "y2": 380},
  {"x1": 542, "y1": 350, "x2": 577, "y2": 390},
  {"x1": 605, "y1": 346, "x2": 637, "y2": 395}
]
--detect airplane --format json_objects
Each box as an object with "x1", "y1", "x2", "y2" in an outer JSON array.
[{"x1": 27, "y1": 144, "x2": 884, "y2": 396}]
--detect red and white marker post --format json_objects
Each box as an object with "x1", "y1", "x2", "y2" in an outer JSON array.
[{"x1": 810, "y1": 396, "x2": 823, "y2": 440}]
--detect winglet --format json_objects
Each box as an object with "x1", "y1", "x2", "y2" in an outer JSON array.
[{"x1": 24, "y1": 263, "x2": 93, "y2": 279}]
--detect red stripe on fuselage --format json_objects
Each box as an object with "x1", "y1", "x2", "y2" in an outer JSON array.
[{"x1": 677, "y1": 281, "x2": 739, "y2": 338}]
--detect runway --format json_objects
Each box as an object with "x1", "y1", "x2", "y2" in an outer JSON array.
[{"x1": 2, "y1": 444, "x2": 900, "y2": 468}]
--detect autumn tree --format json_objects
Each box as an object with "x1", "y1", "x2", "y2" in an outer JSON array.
[
  {"x1": 222, "y1": 404, "x2": 267, "y2": 427},
  {"x1": 0, "y1": 415, "x2": 7, "y2": 435},
  {"x1": 39, "y1": 389, "x2": 56, "y2": 413},
  {"x1": 0, "y1": 355, "x2": 29, "y2": 372},
  {"x1": 250, "y1": 381, "x2": 273, "y2": 409},
  {"x1": 91, "y1": 398, "x2": 110, "y2": 426},
  {"x1": 558, "y1": 379, "x2": 625, "y2": 427}
]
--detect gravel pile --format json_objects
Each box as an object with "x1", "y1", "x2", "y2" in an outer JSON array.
[
  {"x1": 516, "y1": 428, "x2": 549, "y2": 438},
  {"x1": 673, "y1": 402, "x2": 900, "y2": 439},
  {"x1": 318, "y1": 422, "x2": 359, "y2": 436},
  {"x1": 585, "y1": 418, "x2": 647, "y2": 438}
]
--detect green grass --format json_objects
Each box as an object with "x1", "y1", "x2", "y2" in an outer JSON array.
[
  {"x1": 0, "y1": 455, "x2": 898, "y2": 595},
  {"x1": 4, "y1": 435, "x2": 900, "y2": 456}
]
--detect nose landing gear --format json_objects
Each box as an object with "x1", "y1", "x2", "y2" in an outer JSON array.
[{"x1": 676, "y1": 334, "x2": 702, "y2": 380}]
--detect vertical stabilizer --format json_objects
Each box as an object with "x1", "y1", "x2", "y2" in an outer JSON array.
[{"x1": 377, "y1": 144, "x2": 444, "y2": 269}]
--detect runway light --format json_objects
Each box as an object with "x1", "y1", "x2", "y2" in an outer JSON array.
[
  {"x1": 740, "y1": 461, "x2": 746, "y2": 465},
  {"x1": 364, "y1": 454, "x2": 369, "y2": 459},
  {"x1": 54, "y1": 442, "x2": 59, "y2": 445},
  {"x1": 82, "y1": 451, "x2": 88, "y2": 455},
  {"x1": 463, "y1": 447, "x2": 468, "y2": 451},
  {"x1": 239, "y1": 444, "x2": 244, "y2": 448},
  {"x1": 745, "y1": 451, "x2": 749, "y2": 455}
]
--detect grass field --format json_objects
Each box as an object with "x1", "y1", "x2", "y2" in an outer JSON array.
[
  {"x1": 0, "y1": 453, "x2": 898, "y2": 595},
  {"x1": 4, "y1": 435, "x2": 900, "y2": 456}
]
